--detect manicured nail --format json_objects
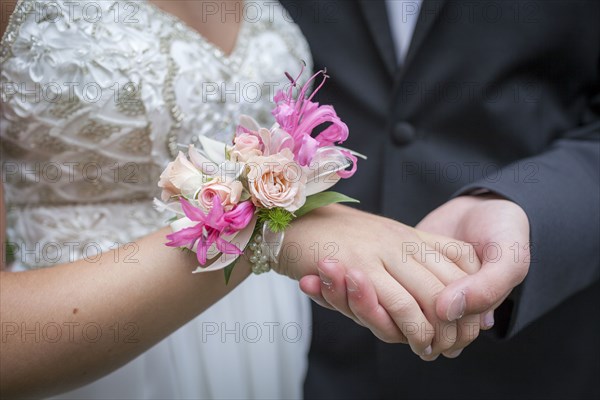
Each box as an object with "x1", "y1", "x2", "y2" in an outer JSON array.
[
  {"x1": 447, "y1": 290, "x2": 466, "y2": 321},
  {"x1": 345, "y1": 274, "x2": 359, "y2": 292},
  {"x1": 318, "y1": 268, "x2": 332, "y2": 287},
  {"x1": 445, "y1": 349, "x2": 463, "y2": 358},
  {"x1": 421, "y1": 345, "x2": 433, "y2": 356},
  {"x1": 483, "y1": 311, "x2": 495, "y2": 328}
]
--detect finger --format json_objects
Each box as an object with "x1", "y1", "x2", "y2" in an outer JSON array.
[
  {"x1": 383, "y1": 257, "x2": 457, "y2": 357},
  {"x1": 416, "y1": 231, "x2": 481, "y2": 275},
  {"x1": 479, "y1": 293, "x2": 509, "y2": 330},
  {"x1": 415, "y1": 244, "x2": 484, "y2": 350},
  {"x1": 416, "y1": 243, "x2": 469, "y2": 287},
  {"x1": 317, "y1": 261, "x2": 356, "y2": 320},
  {"x1": 436, "y1": 256, "x2": 528, "y2": 322},
  {"x1": 442, "y1": 313, "x2": 480, "y2": 358},
  {"x1": 299, "y1": 275, "x2": 336, "y2": 311},
  {"x1": 369, "y1": 265, "x2": 435, "y2": 357},
  {"x1": 345, "y1": 269, "x2": 407, "y2": 344},
  {"x1": 299, "y1": 275, "x2": 322, "y2": 297},
  {"x1": 480, "y1": 310, "x2": 495, "y2": 331}
]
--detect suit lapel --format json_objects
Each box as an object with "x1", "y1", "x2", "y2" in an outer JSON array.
[
  {"x1": 400, "y1": 0, "x2": 447, "y2": 77},
  {"x1": 357, "y1": 0, "x2": 397, "y2": 77},
  {"x1": 358, "y1": 0, "x2": 448, "y2": 80}
]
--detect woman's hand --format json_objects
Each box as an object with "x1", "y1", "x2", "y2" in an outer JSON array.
[{"x1": 275, "y1": 204, "x2": 482, "y2": 360}]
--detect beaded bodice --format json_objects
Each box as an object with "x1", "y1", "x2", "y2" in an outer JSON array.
[{"x1": 0, "y1": 0, "x2": 312, "y2": 268}]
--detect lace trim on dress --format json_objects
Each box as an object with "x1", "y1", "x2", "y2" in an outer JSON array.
[
  {"x1": 0, "y1": 0, "x2": 28, "y2": 63},
  {"x1": 143, "y1": 1, "x2": 258, "y2": 158}
]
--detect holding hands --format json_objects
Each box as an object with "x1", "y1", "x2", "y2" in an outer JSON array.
[{"x1": 290, "y1": 195, "x2": 530, "y2": 360}]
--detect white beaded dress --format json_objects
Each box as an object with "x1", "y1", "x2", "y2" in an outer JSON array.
[{"x1": 0, "y1": 1, "x2": 312, "y2": 398}]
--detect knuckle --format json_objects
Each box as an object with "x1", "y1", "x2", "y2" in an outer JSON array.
[
  {"x1": 409, "y1": 275, "x2": 444, "y2": 305},
  {"x1": 429, "y1": 281, "x2": 446, "y2": 300},
  {"x1": 383, "y1": 294, "x2": 414, "y2": 317},
  {"x1": 423, "y1": 270, "x2": 444, "y2": 289}
]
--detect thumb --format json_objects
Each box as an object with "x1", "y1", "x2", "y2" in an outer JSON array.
[{"x1": 435, "y1": 258, "x2": 528, "y2": 321}]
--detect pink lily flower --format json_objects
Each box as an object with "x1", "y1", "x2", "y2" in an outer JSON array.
[
  {"x1": 165, "y1": 198, "x2": 255, "y2": 265},
  {"x1": 338, "y1": 150, "x2": 358, "y2": 178},
  {"x1": 272, "y1": 66, "x2": 349, "y2": 166}
]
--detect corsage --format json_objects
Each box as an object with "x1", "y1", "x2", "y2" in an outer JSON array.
[{"x1": 155, "y1": 66, "x2": 364, "y2": 281}]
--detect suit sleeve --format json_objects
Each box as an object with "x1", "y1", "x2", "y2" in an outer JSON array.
[{"x1": 456, "y1": 91, "x2": 600, "y2": 339}]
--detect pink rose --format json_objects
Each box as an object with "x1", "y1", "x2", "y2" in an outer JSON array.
[
  {"x1": 198, "y1": 177, "x2": 244, "y2": 212},
  {"x1": 158, "y1": 151, "x2": 204, "y2": 202},
  {"x1": 246, "y1": 149, "x2": 307, "y2": 212},
  {"x1": 229, "y1": 133, "x2": 263, "y2": 162}
]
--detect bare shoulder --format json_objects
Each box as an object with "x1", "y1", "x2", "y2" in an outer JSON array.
[{"x1": 1, "y1": 0, "x2": 18, "y2": 39}]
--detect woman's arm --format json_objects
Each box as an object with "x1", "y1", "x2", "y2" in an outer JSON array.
[
  {"x1": 1, "y1": 183, "x2": 6, "y2": 267},
  {"x1": 0, "y1": 1, "x2": 249, "y2": 393},
  {"x1": 0, "y1": 185, "x2": 252, "y2": 397}
]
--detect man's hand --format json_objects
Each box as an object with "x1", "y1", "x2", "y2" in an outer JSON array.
[{"x1": 416, "y1": 194, "x2": 531, "y2": 357}]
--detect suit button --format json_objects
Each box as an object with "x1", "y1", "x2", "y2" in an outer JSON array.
[{"x1": 392, "y1": 122, "x2": 416, "y2": 145}]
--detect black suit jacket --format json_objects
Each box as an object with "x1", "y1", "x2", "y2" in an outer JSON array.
[{"x1": 281, "y1": 0, "x2": 600, "y2": 398}]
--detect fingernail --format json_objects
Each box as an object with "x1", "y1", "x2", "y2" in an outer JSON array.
[
  {"x1": 421, "y1": 345, "x2": 432, "y2": 356},
  {"x1": 447, "y1": 290, "x2": 466, "y2": 321},
  {"x1": 318, "y1": 268, "x2": 332, "y2": 287},
  {"x1": 445, "y1": 349, "x2": 463, "y2": 358},
  {"x1": 345, "y1": 274, "x2": 359, "y2": 292},
  {"x1": 483, "y1": 311, "x2": 495, "y2": 328}
]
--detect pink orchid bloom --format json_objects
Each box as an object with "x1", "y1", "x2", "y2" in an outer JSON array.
[
  {"x1": 272, "y1": 66, "x2": 349, "y2": 166},
  {"x1": 165, "y1": 198, "x2": 255, "y2": 265}
]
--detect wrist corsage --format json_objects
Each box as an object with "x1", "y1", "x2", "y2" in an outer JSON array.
[{"x1": 155, "y1": 66, "x2": 364, "y2": 282}]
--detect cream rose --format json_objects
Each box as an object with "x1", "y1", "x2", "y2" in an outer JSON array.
[
  {"x1": 198, "y1": 177, "x2": 244, "y2": 212},
  {"x1": 229, "y1": 133, "x2": 263, "y2": 162},
  {"x1": 158, "y1": 151, "x2": 204, "y2": 201},
  {"x1": 246, "y1": 149, "x2": 307, "y2": 212}
]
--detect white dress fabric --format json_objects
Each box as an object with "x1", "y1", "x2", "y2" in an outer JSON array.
[{"x1": 0, "y1": 1, "x2": 312, "y2": 398}]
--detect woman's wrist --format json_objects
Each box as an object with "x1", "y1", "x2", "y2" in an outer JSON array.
[{"x1": 273, "y1": 203, "x2": 351, "y2": 280}]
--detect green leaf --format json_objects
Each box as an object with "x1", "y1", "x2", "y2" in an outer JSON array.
[
  {"x1": 295, "y1": 191, "x2": 359, "y2": 218},
  {"x1": 223, "y1": 258, "x2": 239, "y2": 285}
]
